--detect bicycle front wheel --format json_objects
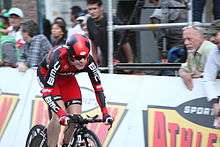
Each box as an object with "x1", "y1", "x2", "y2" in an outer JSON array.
[
  {"x1": 25, "y1": 124, "x2": 48, "y2": 147},
  {"x1": 73, "y1": 129, "x2": 101, "y2": 147}
]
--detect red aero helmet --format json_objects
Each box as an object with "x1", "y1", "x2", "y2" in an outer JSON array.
[{"x1": 66, "y1": 34, "x2": 90, "y2": 60}]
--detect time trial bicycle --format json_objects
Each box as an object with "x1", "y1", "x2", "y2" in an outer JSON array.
[{"x1": 25, "y1": 114, "x2": 112, "y2": 147}]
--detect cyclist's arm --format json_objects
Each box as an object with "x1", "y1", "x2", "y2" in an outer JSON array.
[
  {"x1": 39, "y1": 51, "x2": 67, "y2": 118},
  {"x1": 41, "y1": 51, "x2": 60, "y2": 87},
  {"x1": 86, "y1": 56, "x2": 108, "y2": 114}
]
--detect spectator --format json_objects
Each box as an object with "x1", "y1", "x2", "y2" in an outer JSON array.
[
  {"x1": 76, "y1": 13, "x2": 90, "y2": 36},
  {"x1": 54, "y1": 17, "x2": 67, "y2": 28},
  {"x1": 209, "y1": 31, "x2": 220, "y2": 44},
  {"x1": 86, "y1": 0, "x2": 134, "y2": 67},
  {"x1": 50, "y1": 20, "x2": 67, "y2": 48},
  {"x1": 17, "y1": 20, "x2": 52, "y2": 72},
  {"x1": 150, "y1": 0, "x2": 187, "y2": 63},
  {"x1": 0, "y1": 10, "x2": 17, "y2": 67},
  {"x1": 43, "y1": 17, "x2": 52, "y2": 42},
  {"x1": 0, "y1": 10, "x2": 10, "y2": 35},
  {"x1": 7, "y1": 7, "x2": 25, "y2": 50},
  {"x1": 179, "y1": 26, "x2": 216, "y2": 90},
  {"x1": 203, "y1": 34, "x2": 220, "y2": 128},
  {"x1": 193, "y1": 0, "x2": 220, "y2": 22},
  {"x1": 67, "y1": 5, "x2": 85, "y2": 38}
]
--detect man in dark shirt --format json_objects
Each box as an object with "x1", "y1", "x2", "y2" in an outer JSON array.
[{"x1": 86, "y1": 0, "x2": 134, "y2": 67}]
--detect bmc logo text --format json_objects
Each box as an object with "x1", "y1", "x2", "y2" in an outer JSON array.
[{"x1": 47, "y1": 61, "x2": 60, "y2": 86}]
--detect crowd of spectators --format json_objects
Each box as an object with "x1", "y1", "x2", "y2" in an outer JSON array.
[
  {"x1": 1, "y1": 0, "x2": 219, "y2": 73},
  {"x1": 0, "y1": 7, "x2": 24, "y2": 67},
  {"x1": 0, "y1": 5, "x2": 88, "y2": 72},
  {"x1": 0, "y1": 0, "x2": 219, "y2": 76}
]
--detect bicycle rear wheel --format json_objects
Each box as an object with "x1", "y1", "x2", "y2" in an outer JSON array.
[
  {"x1": 25, "y1": 124, "x2": 48, "y2": 147},
  {"x1": 73, "y1": 130, "x2": 101, "y2": 147}
]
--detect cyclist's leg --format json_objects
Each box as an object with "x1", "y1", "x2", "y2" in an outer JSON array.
[
  {"x1": 47, "y1": 99, "x2": 65, "y2": 147},
  {"x1": 38, "y1": 69, "x2": 67, "y2": 147},
  {"x1": 58, "y1": 126, "x2": 65, "y2": 146},
  {"x1": 42, "y1": 77, "x2": 66, "y2": 147},
  {"x1": 63, "y1": 103, "x2": 82, "y2": 144},
  {"x1": 59, "y1": 76, "x2": 82, "y2": 145}
]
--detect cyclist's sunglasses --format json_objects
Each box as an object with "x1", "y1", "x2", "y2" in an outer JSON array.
[{"x1": 74, "y1": 55, "x2": 87, "y2": 60}]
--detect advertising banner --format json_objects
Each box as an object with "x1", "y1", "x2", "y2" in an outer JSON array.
[
  {"x1": 145, "y1": 98, "x2": 220, "y2": 147},
  {"x1": 0, "y1": 94, "x2": 19, "y2": 139},
  {"x1": 0, "y1": 68, "x2": 220, "y2": 147}
]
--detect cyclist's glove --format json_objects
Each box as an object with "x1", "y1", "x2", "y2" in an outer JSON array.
[
  {"x1": 59, "y1": 115, "x2": 70, "y2": 126},
  {"x1": 59, "y1": 114, "x2": 83, "y2": 126},
  {"x1": 68, "y1": 114, "x2": 83, "y2": 123},
  {"x1": 103, "y1": 113, "x2": 113, "y2": 125}
]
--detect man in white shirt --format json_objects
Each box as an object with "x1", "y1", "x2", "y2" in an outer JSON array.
[
  {"x1": 203, "y1": 31, "x2": 220, "y2": 128},
  {"x1": 67, "y1": 6, "x2": 85, "y2": 39}
]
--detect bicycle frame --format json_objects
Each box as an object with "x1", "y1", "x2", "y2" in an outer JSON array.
[{"x1": 68, "y1": 124, "x2": 90, "y2": 146}]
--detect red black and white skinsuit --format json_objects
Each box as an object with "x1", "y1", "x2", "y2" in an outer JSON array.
[{"x1": 37, "y1": 46, "x2": 108, "y2": 117}]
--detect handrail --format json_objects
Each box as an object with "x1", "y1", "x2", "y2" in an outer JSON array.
[
  {"x1": 114, "y1": 63, "x2": 181, "y2": 70},
  {"x1": 106, "y1": 0, "x2": 195, "y2": 73},
  {"x1": 142, "y1": 6, "x2": 187, "y2": 9},
  {"x1": 113, "y1": 22, "x2": 211, "y2": 30}
]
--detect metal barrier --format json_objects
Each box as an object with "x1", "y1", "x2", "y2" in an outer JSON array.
[
  {"x1": 113, "y1": 22, "x2": 211, "y2": 30},
  {"x1": 114, "y1": 63, "x2": 181, "y2": 70},
  {"x1": 99, "y1": 63, "x2": 181, "y2": 77},
  {"x1": 113, "y1": 63, "x2": 181, "y2": 76},
  {"x1": 106, "y1": 0, "x2": 197, "y2": 74}
]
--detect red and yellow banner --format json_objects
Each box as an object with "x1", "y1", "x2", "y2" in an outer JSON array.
[
  {"x1": 31, "y1": 97, "x2": 50, "y2": 127},
  {"x1": 147, "y1": 108, "x2": 220, "y2": 147},
  {"x1": 0, "y1": 94, "x2": 19, "y2": 138},
  {"x1": 82, "y1": 103, "x2": 126, "y2": 146}
]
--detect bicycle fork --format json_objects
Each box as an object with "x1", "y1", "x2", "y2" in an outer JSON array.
[
  {"x1": 68, "y1": 136, "x2": 75, "y2": 147},
  {"x1": 39, "y1": 130, "x2": 47, "y2": 147}
]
